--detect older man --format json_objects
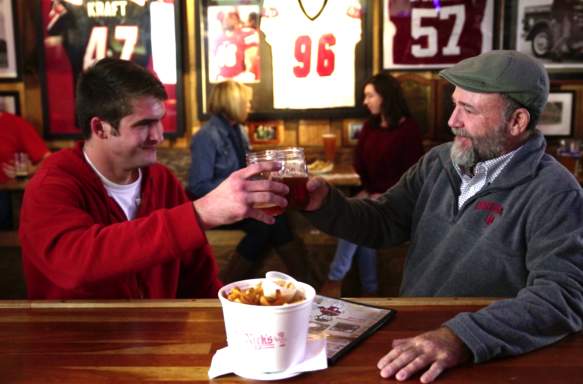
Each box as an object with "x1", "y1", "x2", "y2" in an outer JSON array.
[
  {"x1": 303, "y1": 50, "x2": 583, "y2": 382},
  {"x1": 19, "y1": 58, "x2": 288, "y2": 299}
]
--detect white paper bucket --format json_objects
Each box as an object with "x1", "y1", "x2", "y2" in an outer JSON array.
[{"x1": 218, "y1": 278, "x2": 316, "y2": 373}]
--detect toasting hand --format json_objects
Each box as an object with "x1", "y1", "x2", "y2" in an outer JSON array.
[
  {"x1": 304, "y1": 176, "x2": 331, "y2": 211},
  {"x1": 193, "y1": 160, "x2": 289, "y2": 229}
]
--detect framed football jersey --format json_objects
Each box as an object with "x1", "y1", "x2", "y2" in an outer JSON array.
[
  {"x1": 383, "y1": 0, "x2": 495, "y2": 69},
  {"x1": 37, "y1": 0, "x2": 184, "y2": 138},
  {"x1": 196, "y1": 0, "x2": 372, "y2": 120},
  {"x1": 0, "y1": 0, "x2": 20, "y2": 80}
]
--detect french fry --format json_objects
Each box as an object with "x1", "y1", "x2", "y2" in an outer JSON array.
[{"x1": 225, "y1": 282, "x2": 305, "y2": 306}]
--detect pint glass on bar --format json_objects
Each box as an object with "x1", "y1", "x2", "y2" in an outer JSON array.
[{"x1": 322, "y1": 133, "x2": 337, "y2": 162}]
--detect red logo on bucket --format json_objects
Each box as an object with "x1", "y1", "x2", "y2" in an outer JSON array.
[{"x1": 245, "y1": 332, "x2": 287, "y2": 350}]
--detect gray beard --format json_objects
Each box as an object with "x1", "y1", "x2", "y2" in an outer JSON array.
[{"x1": 450, "y1": 125, "x2": 509, "y2": 169}]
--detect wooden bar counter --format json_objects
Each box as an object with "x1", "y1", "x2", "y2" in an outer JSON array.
[{"x1": 0, "y1": 297, "x2": 581, "y2": 383}]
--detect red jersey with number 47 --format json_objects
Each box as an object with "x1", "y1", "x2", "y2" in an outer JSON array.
[
  {"x1": 261, "y1": 0, "x2": 362, "y2": 109},
  {"x1": 384, "y1": 0, "x2": 493, "y2": 69},
  {"x1": 47, "y1": 0, "x2": 152, "y2": 80}
]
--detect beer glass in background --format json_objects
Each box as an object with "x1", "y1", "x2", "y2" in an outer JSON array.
[
  {"x1": 556, "y1": 139, "x2": 581, "y2": 175},
  {"x1": 322, "y1": 133, "x2": 337, "y2": 162},
  {"x1": 246, "y1": 147, "x2": 309, "y2": 214},
  {"x1": 14, "y1": 152, "x2": 30, "y2": 181}
]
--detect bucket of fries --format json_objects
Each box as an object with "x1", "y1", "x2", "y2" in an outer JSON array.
[{"x1": 218, "y1": 277, "x2": 316, "y2": 374}]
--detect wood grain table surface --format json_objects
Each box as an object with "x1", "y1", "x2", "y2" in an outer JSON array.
[{"x1": 0, "y1": 297, "x2": 581, "y2": 383}]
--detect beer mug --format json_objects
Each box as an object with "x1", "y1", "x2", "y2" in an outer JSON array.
[
  {"x1": 322, "y1": 133, "x2": 337, "y2": 162},
  {"x1": 14, "y1": 152, "x2": 30, "y2": 180},
  {"x1": 246, "y1": 147, "x2": 309, "y2": 214}
]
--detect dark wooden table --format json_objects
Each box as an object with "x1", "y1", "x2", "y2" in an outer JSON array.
[{"x1": 0, "y1": 298, "x2": 581, "y2": 383}]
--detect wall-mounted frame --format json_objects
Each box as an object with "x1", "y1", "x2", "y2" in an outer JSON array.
[
  {"x1": 0, "y1": 0, "x2": 20, "y2": 80},
  {"x1": 382, "y1": 0, "x2": 495, "y2": 70},
  {"x1": 298, "y1": 119, "x2": 332, "y2": 146},
  {"x1": 195, "y1": 0, "x2": 372, "y2": 120},
  {"x1": 537, "y1": 91, "x2": 575, "y2": 137},
  {"x1": 247, "y1": 120, "x2": 283, "y2": 146},
  {"x1": 506, "y1": 0, "x2": 583, "y2": 69},
  {"x1": 36, "y1": 0, "x2": 184, "y2": 138},
  {"x1": 342, "y1": 118, "x2": 364, "y2": 146},
  {"x1": 0, "y1": 89, "x2": 19, "y2": 114}
]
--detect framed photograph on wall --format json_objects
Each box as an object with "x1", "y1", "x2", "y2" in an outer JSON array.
[
  {"x1": 37, "y1": 0, "x2": 184, "y2": 138},
  {"x1": 0, "y1": 90, "x2": 19, "y2": 114},
  {"x1": 342, "y1": 118, "x2": 364, "y2": 146},
  {"x1": 196, "y1": 0, "x2": 372, "y2": 120},
  {"x1": 510, "y1": 0, "x2": 583, "y2": 69},
  {"x1": 382, "y1": 0, "x2": 495, "y2": 69},
  {"x1": 537, "y1": 91, "x2": 575, "y2": 136},
  {"x1": 247, "y1": 120, "x2": 283, "y2": 146},
  {"x1": 0, "y1": 0, "x2": 20, "y2": 80}
]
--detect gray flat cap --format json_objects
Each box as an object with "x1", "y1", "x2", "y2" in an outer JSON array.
[{"x1": 439, "y1": 50, "x2": 549, "y2": 115}]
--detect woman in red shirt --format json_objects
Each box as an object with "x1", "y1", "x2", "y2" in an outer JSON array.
[{"x1": 323, "y1": 73, "x2": 424, "y2": 296}]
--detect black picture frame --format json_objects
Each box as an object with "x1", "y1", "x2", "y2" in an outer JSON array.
[
  {"x1": 36, "y1": 0, "x2": 185, "y2": 139},
  {"x1": 0, "y1": 89, "x2": 20, "y2": 114},
  {"x1": 195, "y1": 0, "x2": 372, "y2": 120},
  {"x1": 382, "y1": 0, "x2": 497, "y2": 70},
  {"x1": 0, "y1": 0, "x2": 21, "y2": 80},
  {"x1": 504, "y1": 0, "x2": 583, "y2": 69}
]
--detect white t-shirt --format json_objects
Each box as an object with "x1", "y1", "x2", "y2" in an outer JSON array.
[
  {"x1": 83, "y1": 151, "x2": 142, "y2": 220},
  {"x1": 260, "y1": 0, "x2": 362, "y2": 109}
]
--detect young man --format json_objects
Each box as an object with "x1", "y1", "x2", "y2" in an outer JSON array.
[
  {"x1": 303, "y1": 50, "x2": 583, "y2": 382},
  {"x1": 19, "y1": 58, "x2": 288, "y2": 299}
]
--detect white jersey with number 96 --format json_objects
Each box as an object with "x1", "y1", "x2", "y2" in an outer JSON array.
[{"x1": 260, "y1": 0, "x2": 362, "y2": 109}]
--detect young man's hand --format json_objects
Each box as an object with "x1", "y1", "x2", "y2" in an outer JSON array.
[{"x1": 193, "y1": 161, "x2": 289, "y2": 229}]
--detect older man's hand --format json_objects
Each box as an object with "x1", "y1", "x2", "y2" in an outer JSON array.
[
  {"x1": 304, "y1": 177, "x2": 330, "y2": 211},
  {"x1": 377, "y1": 327, "x2": 471, "y2": 383},
  {"x1": 193, "y1": 161, "x2": 289, "y2": 229}
]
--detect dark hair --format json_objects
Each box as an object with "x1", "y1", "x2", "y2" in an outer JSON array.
[
  {"x1": 364, "y1": 72, "x2": 410, "y2": 129},
  {"x1": 75, "y1": 58, "x2": 167, "y2": 139}
]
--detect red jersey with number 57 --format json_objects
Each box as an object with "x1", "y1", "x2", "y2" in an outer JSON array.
[
  {"x1": 261, "y1": 0, "x2": 362, "y2": 109},
  {"x1": 384, "y1": 0, "x2": 493, "y2": 69}
]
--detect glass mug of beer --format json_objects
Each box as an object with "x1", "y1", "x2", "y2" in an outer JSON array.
[
  {"x1": 14, "y1": 152, "x2": 30, "y2": 181},
  {"x1": 246, "y1": 147, "x2": 309, "y2": 215},
  {"x1": 322, "y1": 133, "x2": 337, "y2": 162}
]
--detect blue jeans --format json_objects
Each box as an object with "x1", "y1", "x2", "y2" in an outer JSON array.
[{"x1": 328, "y1": 238, "x2": 378, "y2": 294}]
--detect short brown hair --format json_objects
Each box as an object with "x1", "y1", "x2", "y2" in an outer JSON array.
[
  {"x1": 76, "y1": 58, "x2": 167, "y2": 139},
  {"x1": 208, "y1": 80, "x2": 252, "y2": 124}
]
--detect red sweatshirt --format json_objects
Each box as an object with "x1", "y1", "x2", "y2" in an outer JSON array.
[
  {"x1": 19, "y1": 142, "x2": 222, "y2": 299},
  {"x1": 354, "y1": 117, "x2": 424, "y2": 194}
]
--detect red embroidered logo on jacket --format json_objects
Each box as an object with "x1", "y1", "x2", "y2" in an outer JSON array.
[{"x1": 475, "y1": 200, "x2": 503, "y2": 225}]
